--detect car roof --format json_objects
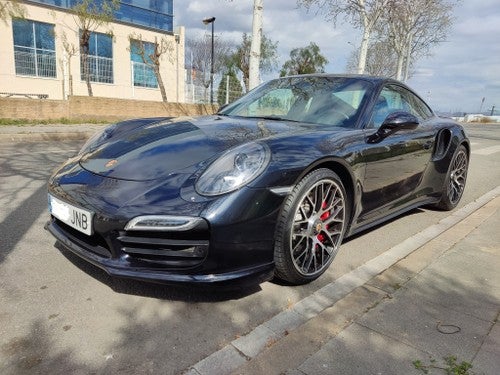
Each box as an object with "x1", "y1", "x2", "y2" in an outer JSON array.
[{"x1": 280, "y1": 73, "x2": 399, "y2": 85}]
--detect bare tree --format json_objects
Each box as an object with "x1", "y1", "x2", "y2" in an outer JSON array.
[
  {"x1": 186, "y1": 34, "x2": 233, "y2": 100},
  {"x1": 346, "y1": 39, "x2": 398, "y2": 77},
  {"x1": 385, "y1": 0, "x2": 455, "y2": 81},
  {"x1": 298, "y1": 0, "x2": 389, "y2": 74},
  {"x1": 0, "y1": 0, "x2": 25, "y2": 23},
  {"x1": 60, "y1": 31, "x2": 79, "y2": 97},
  {"x1": 72, "y1": 0, "x2": 119, "y2": 96},
  {"x1": 129, "y1": 34, "x2": 174, "y2": 102},
  {"x1": 230, "y1": 33, "x2": 278, "y2": 91}
]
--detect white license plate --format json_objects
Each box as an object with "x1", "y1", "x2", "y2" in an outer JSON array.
[{"x1": 49, "y1": 194, "x2": 93, "y2": 236}]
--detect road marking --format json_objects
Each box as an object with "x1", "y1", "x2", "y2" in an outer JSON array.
[
  {"x1": 186, "y1": 186, "x2": 500, "y2": 375},
  {"x1": 472, "y1": 145, "x2": 500, "y2": 155}
]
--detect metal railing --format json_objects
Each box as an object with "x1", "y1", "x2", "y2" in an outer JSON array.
[
  {"x1": 14, "y1": 48, "x2": 56, "y2": 78},
  {"x1": 80, "y1": 54, "x2": 113, "y2": 83},
  {"x1": 131, "y1": 61, "x2": 157, "y2": 88}
]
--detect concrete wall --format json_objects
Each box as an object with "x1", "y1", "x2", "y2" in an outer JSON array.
[{"x1": 0, "y1": 96, "x2": 217, "y2": 121}]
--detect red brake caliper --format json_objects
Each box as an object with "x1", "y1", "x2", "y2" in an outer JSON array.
[{"x1": 317, "y1": 201, "x2": 330, "y2": 243}]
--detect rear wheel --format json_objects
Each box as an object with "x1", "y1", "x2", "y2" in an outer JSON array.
[
  {"x1": 434, "y1": 144, "x2": 468, "y2": 210},
  {"x1": 274, "y1": 169, "x2": 348, "y2": 284}
]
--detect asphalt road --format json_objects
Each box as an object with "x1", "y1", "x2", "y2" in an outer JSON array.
[{"x1": 0, "y1": 123, "x2": 499, "y2": 374}]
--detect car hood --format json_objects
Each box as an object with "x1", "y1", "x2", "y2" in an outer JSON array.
[{"x1": 79, "y1": 115, "x2": 305, "y2": 181}]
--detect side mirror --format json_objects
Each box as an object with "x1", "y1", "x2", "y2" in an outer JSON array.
[
  {"x1": 368, "y1": 111, "x2": 419, "y2": 143},
  {"x1": 381, "y1": 111, "x2": 419, "y2": 131}
]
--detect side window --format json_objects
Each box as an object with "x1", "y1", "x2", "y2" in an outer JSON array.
[
  {"x1": 404, "y1": 90, "x2": 433, "y2": 120},
  {"x1": 371, "y1": 87, "x2": 401, "y2": 128},
  {"x1": 371, "y1": 85, "x2": 432, "y2": 128}
]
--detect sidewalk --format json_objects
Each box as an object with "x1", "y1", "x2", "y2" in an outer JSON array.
[
  {"x1": 183, "y1": 190, "x2": 500, "y2": 375},
  {"x1": 235, "y1": 194, "x2": 500, "y2": 375},
  {"x1": 0, "y1": 123, "x2": 106, "y2": 143}
]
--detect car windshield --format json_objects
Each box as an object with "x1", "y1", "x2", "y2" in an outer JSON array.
[{"x1": 219, "y1": 76, "x2": 372, "y2": 128}]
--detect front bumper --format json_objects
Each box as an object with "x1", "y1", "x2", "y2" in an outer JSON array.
[
  {"x1": 46, "y1": 158, "x2": 286, "y2": 285},
  {"x1": 45, "y1": 216, "x2": 275, "y2": 285}
]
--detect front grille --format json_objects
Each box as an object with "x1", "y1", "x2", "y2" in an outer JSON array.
[
  {"x1": 116, "y1": 230, "x2": 209, "y2": 268},
  {"x1": 51, "y1": 216, "x2": 209, "y2": 269},
  {"x1": 52, "y1": 217, "x2": 112, "y2": 258}
]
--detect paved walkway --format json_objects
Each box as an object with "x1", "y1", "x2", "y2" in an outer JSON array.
[
  {"x1": 183, "y1": 190, "x2": 499, "y2": 375},
  {"x1": 233, "y1": 193, "x2": 500, "y2": 375}
]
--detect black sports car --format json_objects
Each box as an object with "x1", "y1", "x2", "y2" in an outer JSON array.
[{"x1": 46, "y1": 75, "x2": 469, "y2": 286}]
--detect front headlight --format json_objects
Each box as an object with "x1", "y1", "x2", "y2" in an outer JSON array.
[{"x1": 196, "y1": 142, "x2": 271, "y2": 196}]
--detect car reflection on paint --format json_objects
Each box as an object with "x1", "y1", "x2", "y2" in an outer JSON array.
[{"x1": 46, "y1": 74, "x2": 469, "y2": 286}]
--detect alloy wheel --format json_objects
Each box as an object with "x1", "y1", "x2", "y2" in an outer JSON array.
[
  {"x1": 289, "y1": 179, "x2": 345, "y2": 277},
  {"x1": 447, "y1": 149, "x2": 468, "y2": 205}
]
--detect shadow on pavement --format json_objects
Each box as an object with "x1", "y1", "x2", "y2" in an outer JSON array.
[{"x1": 55, "y1": 242, "x2": 262, "y2": 302}]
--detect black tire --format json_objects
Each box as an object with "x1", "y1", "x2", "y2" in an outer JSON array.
[
  {"x1": 274, "y1": 169, "x2": 348, "y2": 285},
  {"x1": 434, "y1": 144, "x2": 468, "y2": 211}
]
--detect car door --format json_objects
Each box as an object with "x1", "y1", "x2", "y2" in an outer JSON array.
[{"x1": 357, "y1": 84, "x2": 436, "y2": 226}]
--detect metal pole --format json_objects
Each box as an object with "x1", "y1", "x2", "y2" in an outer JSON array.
[
  {"x1": 202, "y1": 17, "x2": 216, "y2": 104},
  {"x1": 210, "y1": 21, "x2": 214, "y2": 104}
]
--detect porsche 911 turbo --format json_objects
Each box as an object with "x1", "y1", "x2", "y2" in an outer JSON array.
[{"x1": 46, "y1": 74, "x2": 469, "y2": 286}]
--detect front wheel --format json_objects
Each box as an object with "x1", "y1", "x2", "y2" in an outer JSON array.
[
  {"x1": 434, "y1": 144, "x2": 469, "y2": 211},
  {"x1": 274, "y1": 169, "x2": 348, "y2": 285}
]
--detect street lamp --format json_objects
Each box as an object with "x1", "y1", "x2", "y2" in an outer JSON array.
[{"x1": 202, "y1": 16, "x2": 216, "y2": 104}]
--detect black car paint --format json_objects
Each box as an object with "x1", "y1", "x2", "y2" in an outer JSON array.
[{"x1": 46, "y1": 76, "x2": 469, "y2": 285}]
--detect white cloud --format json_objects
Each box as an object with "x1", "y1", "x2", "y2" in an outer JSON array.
[{"x1": 176, "y1": 0, "x2": 500, "y2": 113}]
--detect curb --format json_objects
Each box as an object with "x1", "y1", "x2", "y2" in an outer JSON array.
[
  {"x1": 184, "y1": 186, "x2": 500, "y2": 375},
  {"x1": 0, "y1": 124, "x2": 107, "y2": 143}
]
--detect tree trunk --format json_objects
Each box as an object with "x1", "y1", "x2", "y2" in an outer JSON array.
[
  {"x1": 357, "y1": 27, "x2": 370, "y2": 74},
  {"x1": 403, "y1": 34, "x2": 413, "y2": 82},
  {"x1": 82, "y1": 52, "x2": 93, "y2": 97},
  {"x1": 395, "y1": 53, "x2": 404, "y2": 80},
  {"x1": 243, "y1": 75, "x2": 249, "y2": 92},
  {"x1": 154, "y1": 66, "x2": 168, "y2": 102},
  {"x1": 249, "y1": 0, "x2": 263, "y2": 90}
]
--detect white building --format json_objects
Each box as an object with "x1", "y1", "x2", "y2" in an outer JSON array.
[{"x1": 0, "y1": 0, "x2": 185, "y2": 102}]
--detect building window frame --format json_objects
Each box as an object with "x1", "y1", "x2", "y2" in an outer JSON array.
[
  {"x1": 80, "y1": 31, "x2": 114, "y2": 84},
  {"x1": 130, "y1": 39, "x2": 158, "y2": 88},
  {"x1": 12, "y1": 19, "x2": 57, "y2": 78}
]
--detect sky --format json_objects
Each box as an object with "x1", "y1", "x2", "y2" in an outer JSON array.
[{"x1": 175, "y1": 0, "x2": 500, "y2": 114}]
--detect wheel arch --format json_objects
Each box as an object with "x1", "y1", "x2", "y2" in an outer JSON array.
[
  {"x1": 460, "y1": 139, "x2": 471, "y2": 158},
  {"x1": 293, "y1": 157, "x2": 357, "y2": 231}
]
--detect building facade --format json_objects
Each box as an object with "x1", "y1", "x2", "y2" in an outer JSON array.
[{"x1": 0, "y1": 0, "x2": 185, "y2": 102}]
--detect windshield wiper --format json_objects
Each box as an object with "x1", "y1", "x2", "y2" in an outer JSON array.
[{"x1": 241, "y1": 115, "x2": 302, "y2": 123}]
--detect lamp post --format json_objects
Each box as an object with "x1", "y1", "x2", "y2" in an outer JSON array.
[{"x1": 202, "y1": 16, "x2": 216, "y2": 104}]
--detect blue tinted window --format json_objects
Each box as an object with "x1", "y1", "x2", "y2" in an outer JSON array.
[
  {"x1": 130, "y1": 39, "x2": 158, "y2": 88},
  {"x1": 29, "y1": 0, "x2": 173, "y2": 32},
  {"x1": 12, "y1": 19, "x2": 56, "y2": 78},
  {"x1": 13, "y1": 20, "x2": 34, "y2": 47},
  {"x1": 35, "y1": 22, "x2": 55, "y2": 50},
  {"x1": 80, "y1": 32, "x2": 113, "y2": 83}
]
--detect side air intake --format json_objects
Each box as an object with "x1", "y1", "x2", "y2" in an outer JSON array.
[{"x1": 433, "y1": 128, "x2": 452, "y2": 160}]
